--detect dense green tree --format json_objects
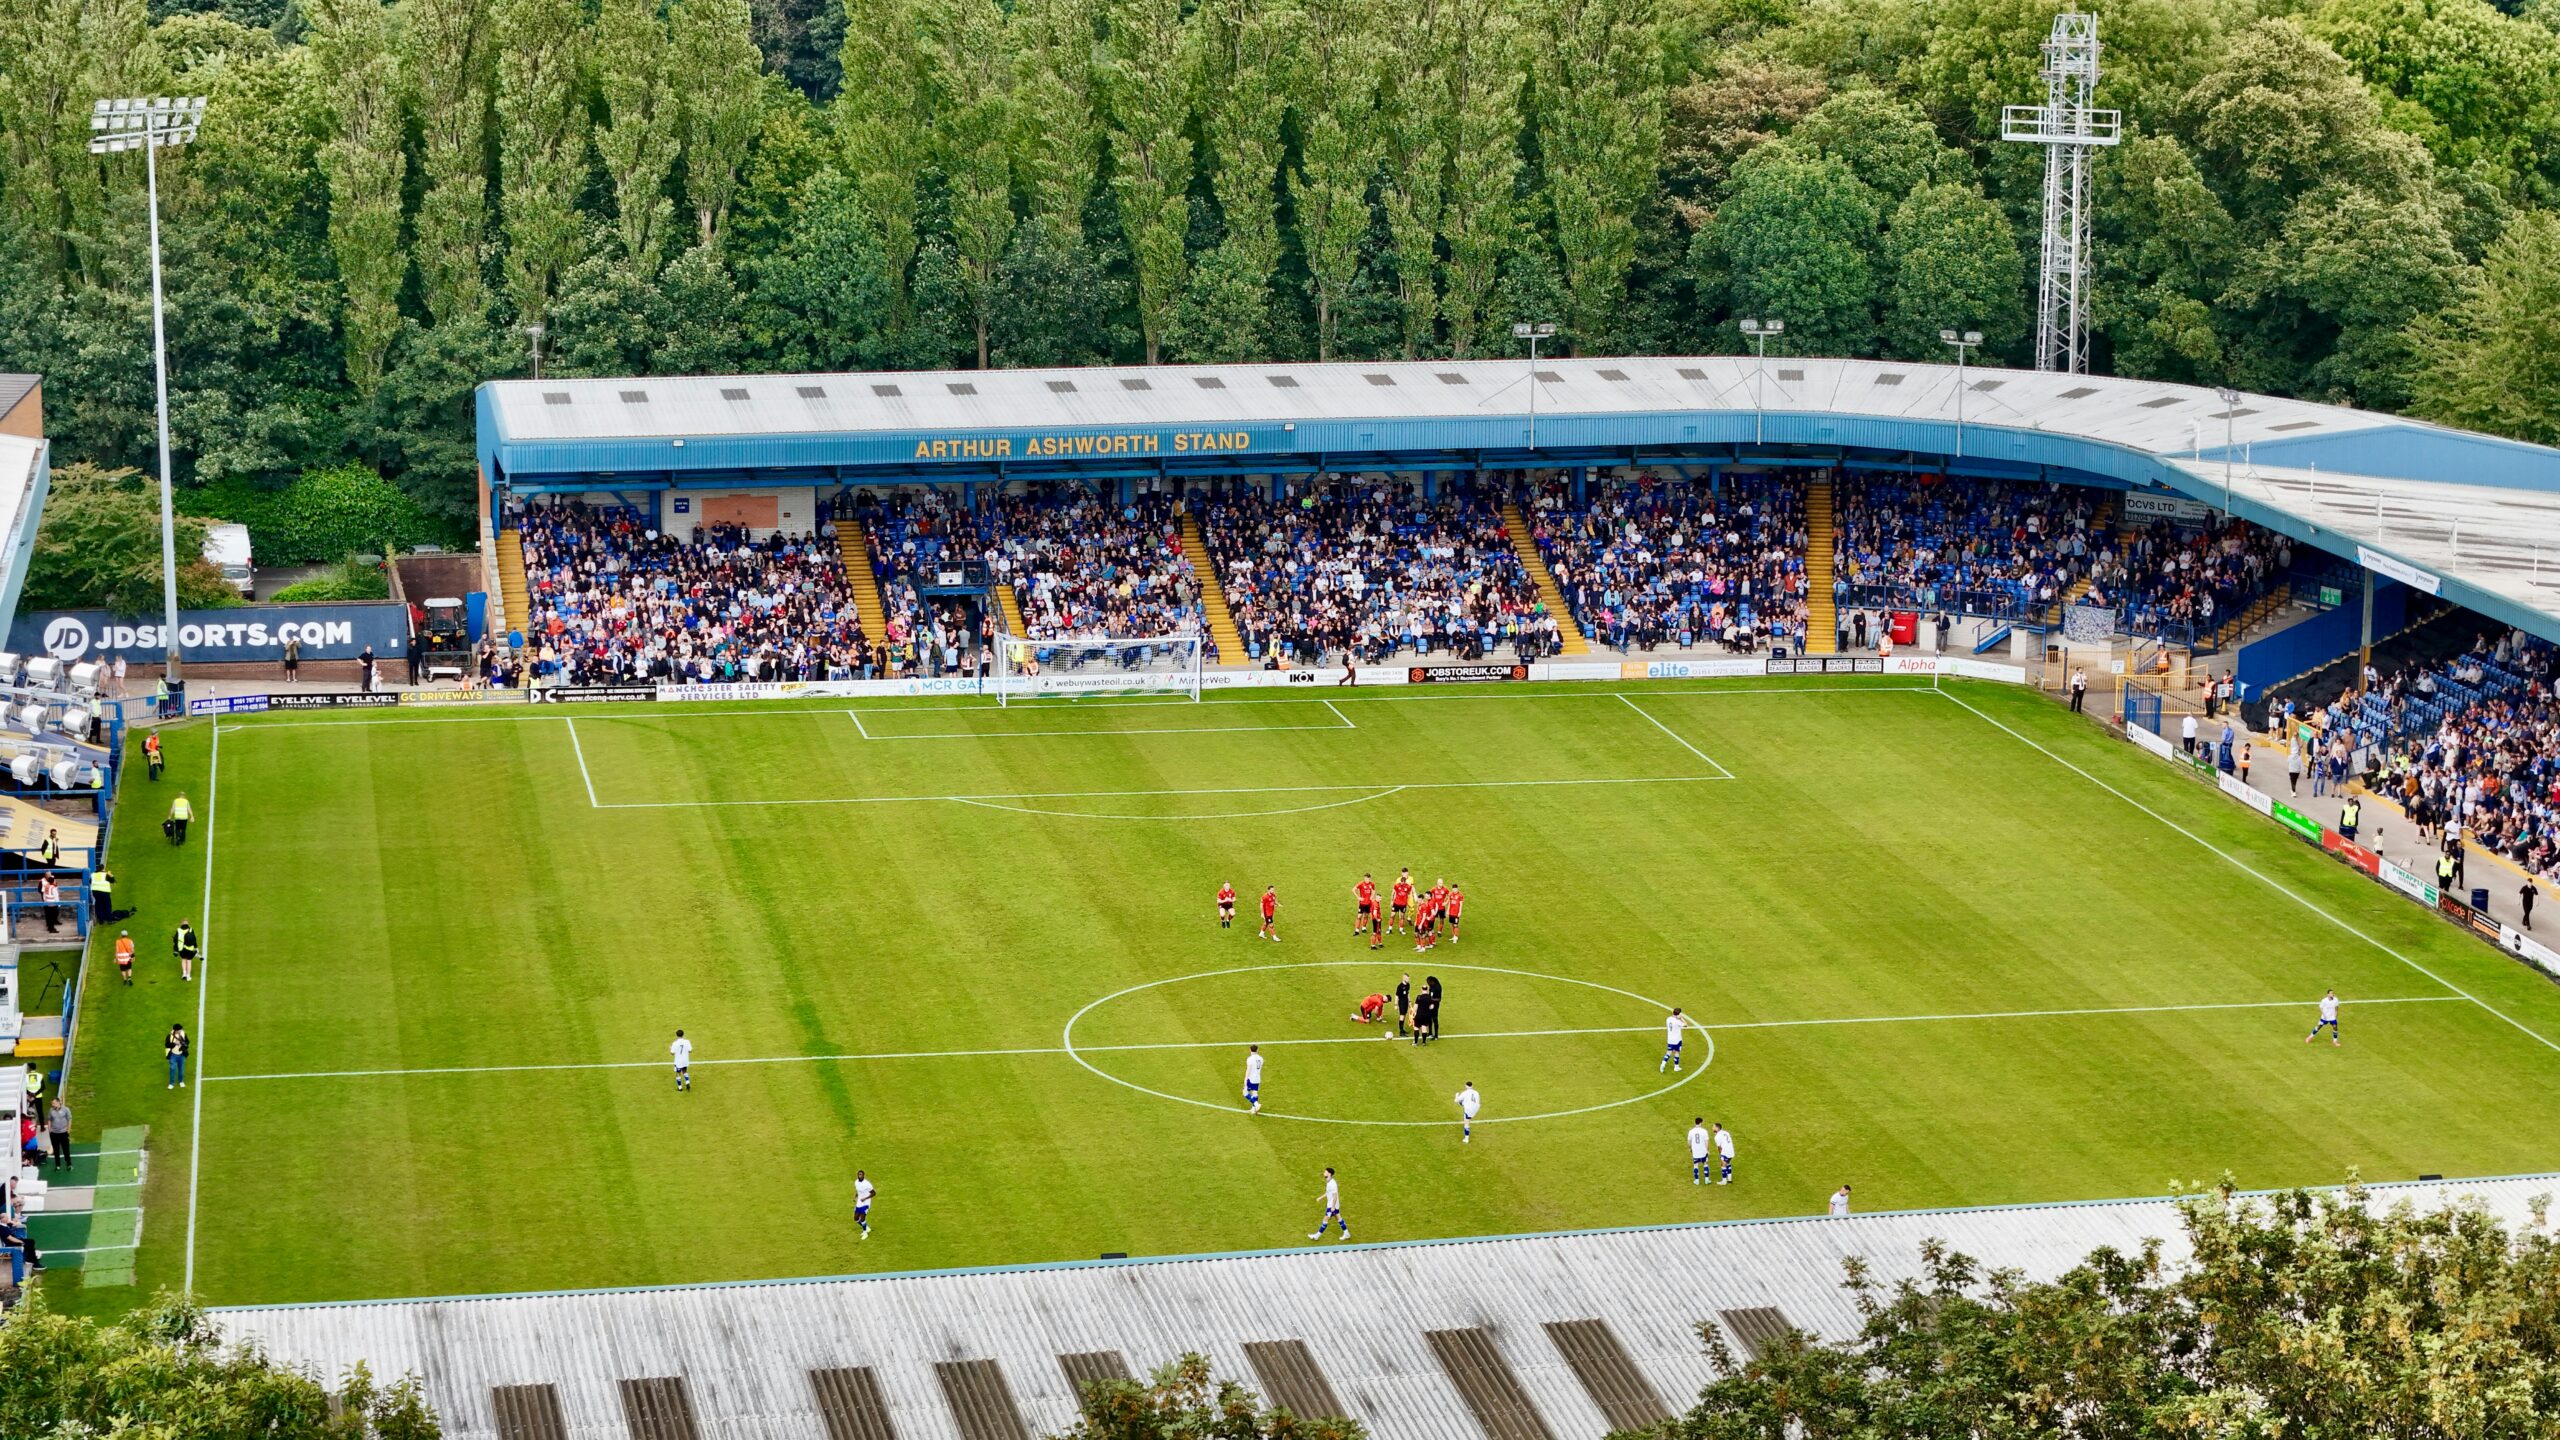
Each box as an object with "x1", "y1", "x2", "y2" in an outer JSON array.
[
  {"x1": 1877, "y1": 180, "x2": 2023, "y2": 361},
  {"x1": 1659, "y1": 57, "x2": 1826, "y2": 221},
  {"x1": 358, "y1": 313, "x2": 519, "y2": 520},
  {"x1": 1099, "y1": 0, "x2": 1194, "y2": 361},
  {"x1": 1437, "y1": 0, "x2": 1523, "y2": 356},
  {"x1": 1058, "y1": 1353, "x2": 1365, "y2": 1440},
  {"x1": 595, "y1": 0, "x2": 681, "y2": 274},
  {"x1": 837, "y1": 0, "x2": 931, "y2": 326},
  {"x1": 1788, "y1": 88, "x2": 1957, "y2": 207},
  {"x1": 1519, "y1": 0, "x2": 1665, "y2": 350},
  {"x1": 1012, "y1": 0, "x2": 1104, "y2": 238},
  {"x1": 921, "y1": 0, "x2": 1019, "y2": 366},
  {"x1": 307, "y1": 0, "x2": 406, "y2": 391},
  {"x1": 0, "y1": 0, "x2": 159, "y2": 283},
  {"x1": 1168, "y1": 244, "x2": 1276, "y2": 362},
  {"x1": 494, "y1": 0, "x2": 586, "y2": 323},
  {"x1": 670, "y1": 0, "x2": 766, "y2": 249},
  {"x1": 2412, "y1": 208, "x2": 2560, "y2": 443},
  {"x1": 22, "y1": 464, "x2": 240, "y2": 612},
  {"x1": 0, "y1": 1291, "x2": 440, "y2": 1437},
  {"x1": 1375, "y1": 0, "x2": 1450, "y2": 357},
  {"x1": 991, "y1": 217, "x2": 1131, "y2": 366},
  {"x1": 404, "y1": 0, "x2": 495, "y2": 324},
  {"x1": 2313, "y1": 0, "x2": 2560, "y2": 201},
  {"x1": 1195, "y1": 0, "x2": 1297, "y2": 359},
  {"x1": 2238, "y1": 181, "x2": 2469, "y2": 408},
  {"x1": 1292, "y1": 0, "x2": 1382, "y2": 359},
  {"x1": 2092, "y1": 134, "x2": 2233, "y2": 384},
  {"x1": 1640, "y1": 1180, "x2": 2560, "y2": 1439},
  {"x1": 1699, "y1": 142, "x2": 1878, "y2": 355},
  {"x1": 745, "y1": 166, "x2": 896, "y2": 369}
]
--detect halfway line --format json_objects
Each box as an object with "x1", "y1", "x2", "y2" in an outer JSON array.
[{"x1": 202, "y1": 996, "x2": 2460, "y2": 1083}]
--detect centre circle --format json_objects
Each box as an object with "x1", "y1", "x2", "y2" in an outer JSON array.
[{"x1": 1059, "y1": 960, "x2": 1714, "y2": 1126}]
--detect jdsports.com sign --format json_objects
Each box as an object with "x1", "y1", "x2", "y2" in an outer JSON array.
[{"x1": 9, "y1": 603, "x2": 413, "y2": 663}]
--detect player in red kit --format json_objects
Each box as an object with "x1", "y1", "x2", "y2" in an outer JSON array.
[
  {"x1": 1351, "y1": 992, "x2": 1387, "y2": 1023},
  {"x1": 1217, "y1": 881, "x2": 1237, "y2": 929},
  {"x1": 1446, "y1": 883, "x2": 1465, "y2": 943},
  {"x1": 1413, "y1": 892, "x2": 1439, "y2": 952},
  {"x1": 1354, "y1": 873, "x2": 1378, "y2": 938},
  {"x1": 1259, "y1": 885, "x2": 1280, "y2": 941},
  {"x1": 1391, "y1": 871, "x2": 1415, "y2": 934}
]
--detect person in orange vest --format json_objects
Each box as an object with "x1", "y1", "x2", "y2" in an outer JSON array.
[
  {"x1": 143, "y1": 731, "x2": 164, "y2": 781},
  {"x1": 114, "y1": 929, "x2": 136, "y2": 985}
]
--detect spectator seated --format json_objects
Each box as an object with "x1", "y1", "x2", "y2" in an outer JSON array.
[
  {"x1": 1527, "y1": 470, "x2": 1808, "y2": 653},
  {"x1": 982, "y1": 488, "x2": 1205, "y2": 648},
  {"x1": 2083, "y1": 519, "x2": 2289, "y2": 644},
  {"x1": 1832, "y1": 475, "x2": 2098, "y2": 621}
]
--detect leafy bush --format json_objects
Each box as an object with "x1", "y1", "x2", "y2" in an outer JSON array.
[
  {"x1": 187, "y1": 462, "x2": 458, "y2": 566},
  {"x1": 23, "y1": 463, "x2": 244, "y2": 614},
  {"x1": 271, "y1": 557, "x2": 391, "y2": 602}
]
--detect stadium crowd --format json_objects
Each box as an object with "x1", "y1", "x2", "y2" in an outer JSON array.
[
  {"x1": 515, "y1": 504, "x2": 876, "y2": 684},
  {"x1": 1830, "y1": 474, "x2": 2101, "y2": 620},
  {"x1": 1200, "y1": 480, "x2": 1560, "y2": 664},
  {"x1": 1527, "y1": 472, "x2": 1809, "y2": 652},
  {"x1": 982, "y1": 489, "x2": 1205, "y2": 644},
  {"x1": 2083, "y1": 518, "x2": 2292, "y2": 644}
]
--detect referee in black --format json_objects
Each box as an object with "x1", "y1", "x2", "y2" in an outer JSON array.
[
  {"x1": 1395, "y1": 973, "x2": 1413, "y2": 1038},
  {"x1": 1425, "y1": 975, "x2": 1444, "y2": 1040}
]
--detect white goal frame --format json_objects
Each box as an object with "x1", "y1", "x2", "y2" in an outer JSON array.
[{"x1": 991, "y1": 628, "x2": 1205, "y2": 705}]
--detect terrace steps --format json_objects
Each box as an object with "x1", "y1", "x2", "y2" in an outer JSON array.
[
  {"x1": 1497, "y1": 503, "x2": 1589, "y2": 656},
  {"x1": 993, "y1": 582, "x2": 1027, "y2": 639},
  {"x1": 495, "y1": 529, "x2": 530, "y2": 638},
  {"x1": 1177, "y1": 513, "x2": 1249, "y2": 666},
  {"x1": 1804, "y1": 480, "x2": 1837, "y2": 654},
  {"x1": 838, "y1": 524, "x2": 892, "y2": 642}
]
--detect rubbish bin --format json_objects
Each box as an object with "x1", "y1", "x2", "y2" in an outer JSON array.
[{"x1": 2473, "y1": 888, "x2": 2491, "y2": 912}]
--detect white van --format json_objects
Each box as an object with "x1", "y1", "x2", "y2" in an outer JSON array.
[{"x1": 203, "y1": 522, "x2": 254, "y2": 598}]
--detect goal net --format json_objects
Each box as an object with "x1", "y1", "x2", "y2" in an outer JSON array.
[{"x1": 991, "y1": 629, "x2": 1204, "y2": 705}]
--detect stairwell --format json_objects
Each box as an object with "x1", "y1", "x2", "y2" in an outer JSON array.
[
  {"x1": 993, "y1": 582, "x2": 1028, "y2": 638},
  {"x1": 496, "y1": 527, "x2": 530, "y2": 637},
  {"x1": 1177, "y1": 513, "x2": 1248, "y2": 665},
  {"x1": 1497, "y1": 502, "x2": 1589, "y2": 656},
  {"x1": 1804, "y1": 479, "x2": 1837, "y2": 654},
  {"x1": 837, "y1": 523, "x2": 892, "y2": 640}
]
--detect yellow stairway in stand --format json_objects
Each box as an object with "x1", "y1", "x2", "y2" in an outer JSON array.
[
  {"x1": 837, "y1": 522, "x2": 891, "y2": 640},
  {"x1": 1804, "y1": 478, "x2": 1837, "y2": 653},
  {"x1": 496, "y1": 528, "x2": 530, "y2": 637},
  {"x1": 1498, "y1": 502, "x2": 1589, "y2": 655},
  {"x1": 993, "y1": 581, "x2": 1027, "y2": 637},
  {"x1": 1177, "y1": 513, "x2": 1248, "y2": 665}
]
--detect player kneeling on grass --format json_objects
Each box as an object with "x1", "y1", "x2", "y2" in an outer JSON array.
[{"x1": 1351, "y1": 992, "x2": 1388, "y2": 1025}]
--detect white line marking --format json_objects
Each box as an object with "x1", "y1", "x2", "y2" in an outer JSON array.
[
  {"x1": 865, "y1": 721, "x2": 1356, "y2": 741},
  {"x1": 1322, "y1": 698, "x2": 1356, "y2": 730},
  {"x1": 183, "y1": 721, "x2": 219, "y2": 1295},
  {"x1": 1938, "y1": 686, "x2": 2560, "y2": 1056},
  {"x1": 1617, "y1": 694, "x2": 1733, "y2": 778},
  {"x1": 201, "y1": 995, "x2": 2458, "y2": 1083},
  {"x1": 946, "y1": 786, "x2": 1408, "y2": 821},
  {"x1": 847, "y1": 707, "x2": 872, "y2": 740},
  {"x1": 592, "y1": 772, "x2": 1724, "y2": 811},
  {"x1": 214, "y1": 684, "x2": 1940, "y2": 728},
  {"x1": 563, "y1": 717, "x2": 599, "y2": 808}
]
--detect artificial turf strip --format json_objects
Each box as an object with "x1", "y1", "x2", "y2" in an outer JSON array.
[{"x1": 55, "y1": 677, "x2": 2560, "y2": 1309}]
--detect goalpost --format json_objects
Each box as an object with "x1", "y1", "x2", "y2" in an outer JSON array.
[{"x1": 991, "y1": 628, "x2": 1205, "y2": 705}]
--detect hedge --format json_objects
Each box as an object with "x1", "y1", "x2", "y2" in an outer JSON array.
[{"x1": 186, "y1": 463, "x2": 459, "y2": 565}]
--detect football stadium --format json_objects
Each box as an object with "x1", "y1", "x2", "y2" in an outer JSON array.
[
  {"x1": 3, "y1": 346, "x2": 2560, "y2": 1435},
  {"x1": 13, "y1": 3, "x2": 2560, "y2": 1429}
]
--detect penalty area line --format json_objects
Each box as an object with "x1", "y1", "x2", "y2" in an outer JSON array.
[
  {"x1": 199, "y1": 995, "x2": 2463, "y2": 1084},
  {"x1": 1937, "y1": 686, "x2": 2560, "y2": 1058}
]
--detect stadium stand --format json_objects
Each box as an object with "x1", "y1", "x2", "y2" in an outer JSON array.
[
  {"x1": 1198, "y1": 479, "x2": 1560, "y2": 665},
  {"x1": 1526, "y1": 471, "x2": 1809, "y2": 654},
  {"x1": 981, "y1": 488, "x2": 1204, "y2": 645},
  {"x1": 1830, "y1": 474, "x2": 2103, "y2": 626},
  {"x1": 2085, "y1": 518, "x2": 2292, "y2": 649}
]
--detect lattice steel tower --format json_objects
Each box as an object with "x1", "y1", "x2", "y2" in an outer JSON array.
[{"x1": 2002, "y1": 13, "x2": 2120, "y2": 373}]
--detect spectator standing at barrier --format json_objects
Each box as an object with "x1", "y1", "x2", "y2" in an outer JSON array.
[
  {"x1": 2069, "y1": 668, "x2": 2087, "y2": 713},
  {"x1": 38, "y1": 829, "x2": 58, "y2": 870},
  {"x1": 2239, "y1": 741, "x2": 2252, "y2": 785},
  {"x1": 281, "y1": 635, "x2": 301, "y2": 681},
  {"x1": 143, "y1": 731, "x2": 163, "y2": 780},
  {"x1": 22, "y1": 1062, "x2": 43, "y2": 1125},
  {"x1": 2339, "y1": 797, "x2": 2360, "y2": 844},
  {"x1": 46, "y1": 1096, "x2": 68, "y2": 1169},
  {"x1": 90, "y1": 867, "x2": 112, "y2": 924},
  {"x1": 110, "y1": 653, "x2": 126, "y2": 696},
  {"x1": 358, "y1": 645, "x2": 378, "y2": 693},
  {"x1": 36, "y1": 873, "x2": 59, "y2": 934},
  {"x1": 2287, "y1": 739, "x2": 2303, "y2": 796},
  {"x1": 165, "y1": 1023, "x2": 188, "y2": 1088},
  {"x1": 2181, "y1": 712, "x2": 2198, "y2": 756},
  {"x1": 165, "y1": 792, "x2": 193, "y2": 845},
  {"x1": 2523, "y1": 879, "x2": 2539, "y2": 931}
]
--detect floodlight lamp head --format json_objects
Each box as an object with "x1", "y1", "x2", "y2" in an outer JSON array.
[{"x1": 1740, "y1": 318, "x2": 1783, "y2": 337}]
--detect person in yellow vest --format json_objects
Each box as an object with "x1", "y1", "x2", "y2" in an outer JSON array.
[
  {"x1": 166, "y1": 792, "x2": 193, "y2": 845},
  {"x1": 114, "y1": 929, "x2": 136, "y2": 985},
  {"x1": 89, "y1": 867, "x2": 112, "y2": 924},
  {"x1": 2437, "y1": 852, "x2": 2458, "y2": 895},
  {"x1": 2339, "y1": 797, "x2": 2361, "y2": 845},
  {"x1": 172, "y1": 921, "x2": 199, "y2": 982}
]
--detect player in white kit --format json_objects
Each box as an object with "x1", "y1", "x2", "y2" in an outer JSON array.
[
  {"x1": 1308, "y1": 1167, "x2": 1348, "y2": 1240},
  {"x1": 1243, "y1": 1045, "x2": 1264, "y2": 1113},
  {"x1": 1687, "y1": 1117, "x2": 1711, "y2": 1183},
  {"x1": 1454, "y1": 1082, "x2": 1481, "y2": 1143},
  {"x1": 1714, "y1": 1123, "x2": 1734, "y2": 1184},
  {"x1": 1661, "y1": 1009, "x2": 1689, "y2": 1072},
  {"x1": 670, "y1": 1029, "x2": 692, "y2": 1091},
  {"x1": 854, "y1": 1170, "x2": 876, "y2": 1238},
  {"x1": 2306, "y1": 989, "x2": 2342, "y2": 1046}
]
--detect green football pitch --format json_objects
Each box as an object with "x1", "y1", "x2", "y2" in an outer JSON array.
[{"x1": 61, "y1": 675, "x2": 2560, "y2": 1308}]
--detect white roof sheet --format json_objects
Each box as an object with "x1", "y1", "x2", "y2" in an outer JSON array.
[
  {"x1": 485, "y1": 357, "x2": 2382, "y2": 456},
  {"x1": 217, "y1": 1175, "x2": 2560, "y2": 1440}
]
